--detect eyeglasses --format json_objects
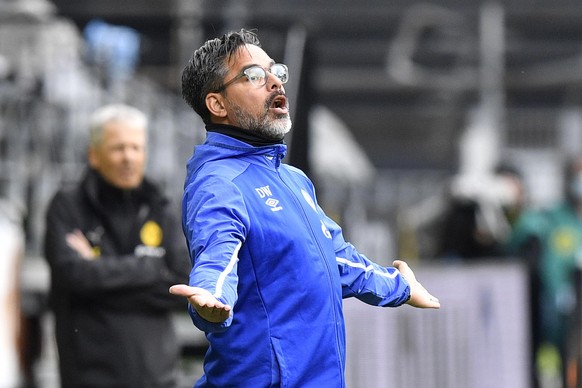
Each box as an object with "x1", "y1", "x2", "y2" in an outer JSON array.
[{"x1": 215, "y1": 63, "x2": 288, "y2": 92}]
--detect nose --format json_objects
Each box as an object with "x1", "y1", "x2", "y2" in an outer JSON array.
[
  {"x1": 121, "y1": 146, "x2": 132, "y2": 160},
  {"x1": 266, "y1": 72, "x2": 284, "y2": 91},
  {"x1": 121, "y1": 145, "x2": 139, "y2": 162}
]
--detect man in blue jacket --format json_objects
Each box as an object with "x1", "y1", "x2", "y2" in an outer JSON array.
[{"x1": 171, "y1": 29, "x2": 440, "y2": 387}]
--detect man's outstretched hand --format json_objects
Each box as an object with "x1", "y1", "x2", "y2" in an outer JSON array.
[
  {"x1": 170, "y1": 261, "x2": 438, "y2": 321},
  {"x1": 393, "y1": 260, "x2": 440, "y2": 309},
  {"x1": 169, "y1": 285, "x2": 232, "y2": 323}
]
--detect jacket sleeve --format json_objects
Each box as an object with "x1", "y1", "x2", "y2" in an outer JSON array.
[
  {"x1": 44, "y1": 191, "x2": 189, "y2": 312},
  {"x1": 182, "y1": 176, "x2": 248, "y2": 332},
  {"x1": 321, "y1": 206, "x2": 411, "y2": 307}
]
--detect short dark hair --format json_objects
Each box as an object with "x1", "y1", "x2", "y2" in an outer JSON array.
[{"x1": 181, "y1": 29, "x2": 261, "y2": 124}]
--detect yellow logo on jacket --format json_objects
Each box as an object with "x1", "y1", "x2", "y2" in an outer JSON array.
[
  {"x1": 91, "y1": 246, "x2": 101, "y2": 257},
  {"x1": 551, "y1": 227, "x2": 577, "y2": 257},
  {"x1": 140, "y1": 221, "x2": 163, "y2": 247}
]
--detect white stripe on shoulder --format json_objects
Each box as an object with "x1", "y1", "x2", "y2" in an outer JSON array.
[
  {"x1": 336, "y1": 257, "x2": 399, "y2": 279},
  {"x1": 214, "y1": 241, "x2": 241, "y2": 299}
]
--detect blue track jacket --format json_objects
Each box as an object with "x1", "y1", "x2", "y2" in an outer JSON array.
[{"x1": 182, "y1": 132, "x2": 410, "y2": 387}]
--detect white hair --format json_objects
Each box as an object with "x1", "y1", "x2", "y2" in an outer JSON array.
[{"x1": 89, "y1": 104, "x2": 148, "y2": 146}]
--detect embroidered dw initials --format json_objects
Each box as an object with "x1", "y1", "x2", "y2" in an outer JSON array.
[{"x1": 255, "y1": 185, "x2": 283, "y2": 212}]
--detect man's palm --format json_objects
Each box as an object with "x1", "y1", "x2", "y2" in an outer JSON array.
[{"x1": 169, "y1": 284, "x2": 231, "y2": 323}]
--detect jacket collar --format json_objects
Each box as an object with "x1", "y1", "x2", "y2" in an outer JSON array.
[
  {"x1": 81, "y1": 168, "x2": 166, "y2": 211},
  {"x1": 206, "y1": 123, "x2": 285, "y2": 147},
  {"x1": 186, "y1": 132, "x2": 288, "y2": 178}
]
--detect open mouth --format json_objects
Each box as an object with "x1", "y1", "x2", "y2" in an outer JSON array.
[{"x1": 271, "y1": 95, "x2": 287, "y2": 110}]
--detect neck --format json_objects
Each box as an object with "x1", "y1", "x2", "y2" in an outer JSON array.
[{"x1": 206, "y1": 123, "x2": 284, "y2": 147}]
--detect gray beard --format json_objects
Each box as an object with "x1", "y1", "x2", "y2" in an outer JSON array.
[{"x1": 228, "y1": 98, "x2": 292, "y2": 141}]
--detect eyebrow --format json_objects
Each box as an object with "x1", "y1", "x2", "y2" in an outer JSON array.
[{"x1": 240, "y1": 60, "x2": 276, "y2": 72}]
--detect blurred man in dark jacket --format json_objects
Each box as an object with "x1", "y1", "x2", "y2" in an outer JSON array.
[{"x1": 44, "y1": 104, "x2": 190, "y2": 388}]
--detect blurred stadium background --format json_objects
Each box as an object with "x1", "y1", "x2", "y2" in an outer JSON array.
[{"x1": 3, "y1": 0, "x2": 582, "y2": 386}]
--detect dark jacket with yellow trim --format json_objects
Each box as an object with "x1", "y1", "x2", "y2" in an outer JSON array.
[{"x1": 44, "y1": 168, "x2": 190, "y2": 388}]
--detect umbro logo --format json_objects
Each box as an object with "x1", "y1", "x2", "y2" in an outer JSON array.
[
  {"x1": 255, "y1": 185, "x2": 283, "y2": 212},
  {"x1": 265, "y1": 198, "x2": 283, "y2": 212}
]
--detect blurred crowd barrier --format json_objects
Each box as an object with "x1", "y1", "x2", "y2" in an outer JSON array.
[{"x1": 344, "y1": 261, "x2": 531, "y2": 388}]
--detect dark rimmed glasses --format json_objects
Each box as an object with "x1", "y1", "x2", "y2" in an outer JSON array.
[{"x1": 214, "y1": 63, "x2": 288, "y2": 92}]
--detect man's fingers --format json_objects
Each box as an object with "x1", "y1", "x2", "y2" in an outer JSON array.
[
  {"x1": 190, "y1": 294, "x2": 230, "y2": 311},
  {"x1": 393, "y1": 260, "x2": 417, "y2": 281},
  {"x1": 196, "y1": 305, "x2": 231, "y2": 323},
  {"x1": 66, "y1": 230, "x2": 96, "y2": 259},
  {"x1": 409, "y1": 286, "x2": 441, "y2": 309},
  {"x1": 426, "y1": 293, "x2": 440, "y2": 308},
  {"x1": 392, "y1": 259, "x2": 403, "y2": 270},
  {"x1": 169, "y1": 284, "x2": 196, "y2": 297},
  {"x1": 392, "y1": 260, "x2": 440, "y2": 309},
  {"x1": 169, "y1": 284, "x2": 232, "y2": 314},
  {"x1": 190, "y1": 293, "x2": 232, "y2": 323}
]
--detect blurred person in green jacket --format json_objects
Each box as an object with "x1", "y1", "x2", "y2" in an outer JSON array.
[{"x1": 507, "y1": 155, "x2": 582, "y2": 388}]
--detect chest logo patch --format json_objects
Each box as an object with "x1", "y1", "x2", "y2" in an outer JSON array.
[
  {"x1": 266, "y1": 198, "x2": 283, "y2": 212},
  {"x1": 140, "y1": 221, "x2": 163, "y2": 247},
  {"x1": 255, "y1": 185, "x2": 283, "y2": 212}
]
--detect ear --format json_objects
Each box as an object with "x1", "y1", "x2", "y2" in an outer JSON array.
[
  {"x1": 205, "y1": 93, "x2": 228, "y2": 119},
  {"x1": 88, "y1": 147, "x2": 99, "y2": 169}
]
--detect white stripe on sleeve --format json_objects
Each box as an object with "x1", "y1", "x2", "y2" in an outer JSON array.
[
  {"x1": 336, "y1": 257, "x2": 399, "y2": 279},
  {"x1": 213, "y1": 241, "x2": 241, "y2": 299}
]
